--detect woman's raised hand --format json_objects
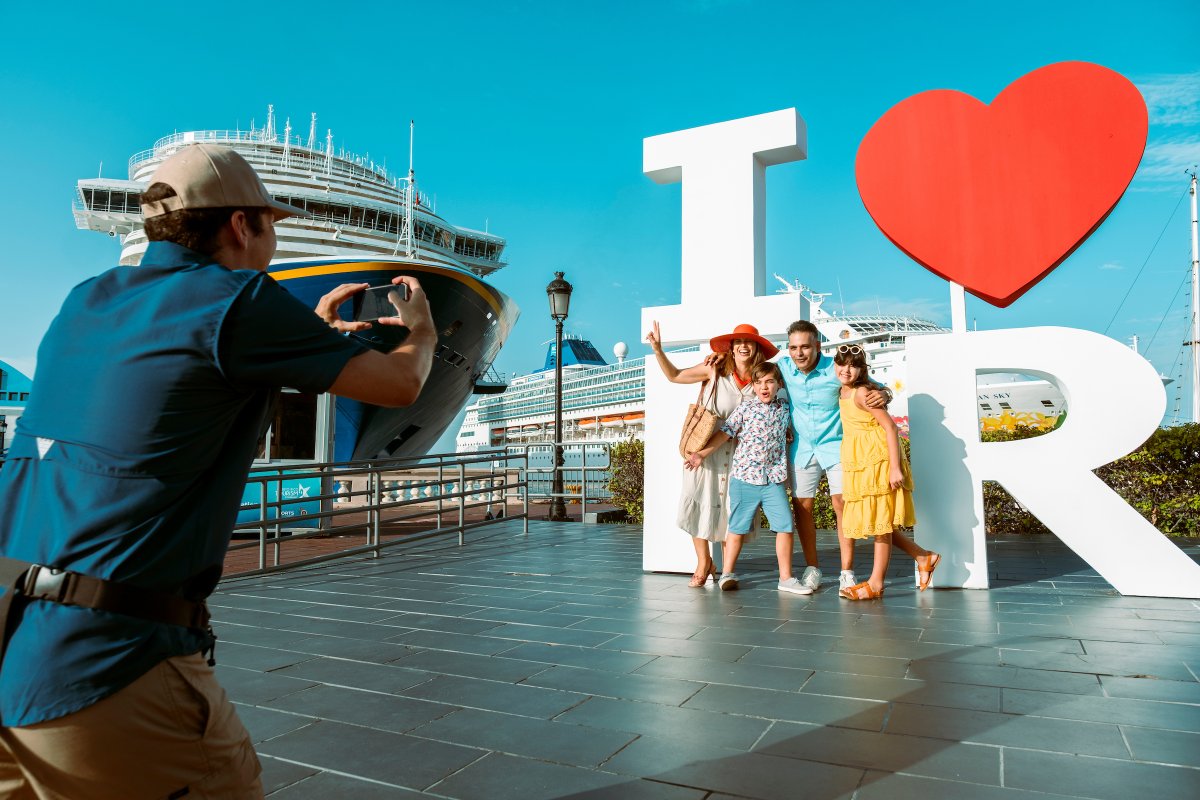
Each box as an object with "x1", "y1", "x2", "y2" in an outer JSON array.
[{"x1": 645, "y1": 320, "x2": 663, "y2": 351}]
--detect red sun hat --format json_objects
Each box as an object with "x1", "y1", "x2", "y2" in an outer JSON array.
[{"x1": 709, "y1": 324, "x2": 779, "y2": 359}]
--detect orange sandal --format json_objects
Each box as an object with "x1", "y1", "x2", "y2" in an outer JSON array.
[
  {"x1": 689, "y1": 567, "x2": 717, "y2": 588},
  {"x1": 840, "y1": 581, "x2": 884, "y2": 600},
  {"x1": 916, "y1": 553, "x2": 941, "y2": 591}
]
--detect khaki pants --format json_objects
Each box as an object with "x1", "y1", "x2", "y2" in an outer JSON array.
[{"x1": 0, "y1": 653, "x2": 262, "y2": 800}]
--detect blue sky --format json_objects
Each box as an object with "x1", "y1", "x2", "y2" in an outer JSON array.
[{"x1": 2, "y1": 1, "x2": 1198, "y2": 425}]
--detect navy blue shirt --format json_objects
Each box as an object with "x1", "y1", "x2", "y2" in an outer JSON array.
[{"x1": 0, "y1": 242, "x2": 366, "y2": 726}]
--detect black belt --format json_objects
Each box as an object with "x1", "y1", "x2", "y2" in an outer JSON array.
[{"x1": 0, "y1": 557, "x2": 212, "y2": 665}]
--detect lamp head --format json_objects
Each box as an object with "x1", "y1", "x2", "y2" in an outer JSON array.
[{"x1": 546, "y1": 271, "x2": 573, "y2": 320}]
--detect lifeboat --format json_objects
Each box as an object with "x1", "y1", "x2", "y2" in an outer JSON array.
[
  {"x1": 622, "y1": 412, "x2": 645, "y2": 427},
  {"x1": 577, "y1": 417, "x2": 600, "y2": 431},
  {"x1": 600, "y1": 415, "x2": 625, "y2": 429}
]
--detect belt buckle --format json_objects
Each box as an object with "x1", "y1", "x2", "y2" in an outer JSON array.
[{"x1": 27, "y1": 565, "x2": 68, "y2": 602}]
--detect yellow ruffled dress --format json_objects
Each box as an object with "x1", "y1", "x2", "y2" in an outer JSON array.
[{"x1": 839, "y1": 394, "x2": 915, "y2": 538}]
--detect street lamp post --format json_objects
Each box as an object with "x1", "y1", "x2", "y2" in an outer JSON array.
[
  {"x1": 546, "y1": 271, "x2": 573, "y2": 521},
  {"x1": 0, "y1": 416, "x2": 7, "y2": 459}
]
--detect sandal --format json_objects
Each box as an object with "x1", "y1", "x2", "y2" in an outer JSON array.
[
  {"x1": 840, "y1": 581, "x2": 884, "y2": 600},
  {"x1": 689, "y1": 567, "x2": 716, "y2": 588},
  {"x1": 916, "y1": 553, "x2": 941, "y2": 591}
]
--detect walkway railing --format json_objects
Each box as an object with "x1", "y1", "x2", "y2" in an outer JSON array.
[{"x1": 224, "y1": 442, "x2": 614, "y2": 579}]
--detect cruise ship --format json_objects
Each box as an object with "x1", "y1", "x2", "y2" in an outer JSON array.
[
  {"x1": 454, "y1": 278, "x2": 1070, "y2": 452},
  {"x1": 74, "y1": 107, "x2": 518, "y2": 461}
]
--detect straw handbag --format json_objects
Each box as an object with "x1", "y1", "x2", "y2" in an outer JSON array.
[{"x1": 679, "y1": 381, "x2": 723, "y2": 458}]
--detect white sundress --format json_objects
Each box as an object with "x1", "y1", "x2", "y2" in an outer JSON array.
[{"x1": 675, "y1": 373, "x2": 753, "y2": 541}]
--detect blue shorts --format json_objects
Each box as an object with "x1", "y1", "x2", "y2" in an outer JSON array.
[{"x1": 728, "y1": 478, "x2": 793, "y2": 535}]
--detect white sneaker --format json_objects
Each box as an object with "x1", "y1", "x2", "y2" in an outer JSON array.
[
  {"x1": 839, "y1": 570, "x2": 858, "y2": 592},
  {"x1": 800, "y1": 566, "x2": 822, "y2": 592},
  {"x1": 778, "y1": 577, "x2": 814, "y2": 596},
  {"x1": 719, "y1": 573, "x2": 740, "y2": 591}
]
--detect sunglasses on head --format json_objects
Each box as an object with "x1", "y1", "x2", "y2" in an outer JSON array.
[{"x1": 837, "y1": 344, "x2": 863, "y2": 355}]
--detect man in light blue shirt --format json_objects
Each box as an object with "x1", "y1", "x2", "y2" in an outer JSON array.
[{"x1": 778, "y1": 320, "x2": 887, "y2": 592}]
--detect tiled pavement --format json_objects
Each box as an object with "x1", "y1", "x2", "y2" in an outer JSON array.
[{"x1": 210, "y1": 522, "x2": 1200, "y2": 799}]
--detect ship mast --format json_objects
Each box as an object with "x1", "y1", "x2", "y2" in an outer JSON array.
[
  {"x1": 1188, "y1": 169, "x2": 1199, "y2": 423},
  {"x1": 406, "y1": 119, "x2": 416, "y2": 258}
]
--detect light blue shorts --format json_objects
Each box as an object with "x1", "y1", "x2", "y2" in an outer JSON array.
[{"x1": 728, "y1": 478, "x2": 793, "y2": 535}]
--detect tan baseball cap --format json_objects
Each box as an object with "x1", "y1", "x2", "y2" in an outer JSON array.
[{"x1": 140, "y1": 143, "x2": 309, "y2": 220}]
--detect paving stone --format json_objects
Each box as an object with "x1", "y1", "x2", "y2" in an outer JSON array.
[
  {"x1": 216, "y1": 665, "x2": 319, "y2": 705},
  {"x1": 853, "y1": 770, "x2": 1090, "y2": 800},
  {"x1": 557, "y1": 696, "x2": 770, "y2": 750},
  {"x1": 565, "y1": 616, "x2": 706, "y2": 640},
  {"x1": 684, "y1": 683, "x2": 888, "y2": 730},
  {"x1": 257, "y1": 755, "x2": 319, "y2": 796},
  {"x1": 395, "y1": 649, "x2": 546, "y2": 683},
  {"x1": 233, "y1": 703, "x2": 315, "y2": 743},
  {"x1": 427, "y1": 752, "x2": 646, "y2": 800},
  {"x1": 271, "y1": 656, "x2": 433, "y2": 694},
  {"x1": 999, "y1": 649, "x2": 1197, "y2": 681},
  {"x1": 739, "y1": 643, "x2": 911, "y2": 678},
  {"x1": 378, "y1": 612, "x2": 506, "y2": 635},
  {"x1": 1003, "y1": 748, "x2": 1200, "y2": 799},
  {"x1": 1100, "y1": 675, "x2": 1200, "y2": 704},
  {"x1": 635, "y1": 652, "x2": 812, "y2": 692},
  {"x1": 495, "y1": 642, "x2": 657, "y2": 673},
  {"x1": 1123, "y1": 726, "x2": 1200, "y2": 768},
  {"x1": 599, "y1": 734, "x2": 753, "y2": 778},
  {"x1": 214, "y1": 641, "x2": 315, "y2": 672},
  {"x1": 802, "y1": 671, "x2": 1001, "y2": 712},
  {"x1": 399, "y1": 674, "x2": 587, "y2": 718},
  {"x1": 1001, "y1": 686, "x2": 1200, "y2": 732},
  {"x1": 645, "y1": 748, "x2": 864, "y2": 800},
  {"x1": 257, "y1": 719, "x2": 482, "y2": 791},
  {"x1": 265, "y1": 770, "x2": 428, "y2": 798},
  {"x1": 410, "y1": 707, "x2": 636, "y2": 767},
  {"x1": 596, "y1": 633, "x2": 752, "y2": 662},
  {"x1": 687, "y1": 625, "x2": 838, "y2": 651},
  {"x1": 475, "y1": 622, "x2": 619, "y2": 647},
  {"x1": 524, "y1": 664, "x2": 703, "y2": 705},
  {"x1": 266, "y1": 683, "x2": 454, "y2": 734},
  {"x1": 387, "y1": 629, "x2": 517, "y2": 656},
  {"x1": 885, "y1": 702, "x2": 1130, "y2": 758},
  {"x1": 906, "y1": 659, "x2": 1104, "y2": 695},
  {"x1": 462, "y1": 607, "x2": 591, "y2": 628},
  {"x1": 273, "y1": 635, "x2": 419, "y2": 664},
  {"x1": 756, "y1": 720, "x2": 1001, "y2": 784}
]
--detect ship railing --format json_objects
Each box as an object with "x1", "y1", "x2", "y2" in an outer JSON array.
[
  {"x1": 222, "y1": 449, "x2": 531, "y2": 579},
  {"x1": 129, "y1": 130, "x2": 394, "y2": 186}
]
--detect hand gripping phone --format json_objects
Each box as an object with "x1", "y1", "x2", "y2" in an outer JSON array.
[{"x1": 353, "y1": 283, "x2": 410, "y2": 323}]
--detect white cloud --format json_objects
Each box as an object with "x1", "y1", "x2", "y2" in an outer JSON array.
[
  {"x1": 1137, "y1": 72, "x2": 1200, "y2": 127},
  {"x1": 1133, "y1": 135, "x2": 1200, "y2": 189},
  {"x1": 1099, "y1": 262, "x2": 1123, "y2": 271}
]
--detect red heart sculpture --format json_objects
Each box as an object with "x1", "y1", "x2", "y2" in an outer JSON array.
[{"x1": 856, "y1": 62, "x2": 1147, "y2": 308}]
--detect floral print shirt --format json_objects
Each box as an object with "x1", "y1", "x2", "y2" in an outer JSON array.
[{"x1": 721, "y1": 396, "x2": 791, "y2": 485}]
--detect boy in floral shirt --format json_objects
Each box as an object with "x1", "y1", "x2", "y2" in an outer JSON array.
[{"x1": 686, "y1": 362, "x2": 807, "y2": 594}]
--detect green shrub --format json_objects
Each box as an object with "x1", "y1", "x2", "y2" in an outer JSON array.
[{"x1": 607, "y1": 438, "x2": 644, "y2": 524}]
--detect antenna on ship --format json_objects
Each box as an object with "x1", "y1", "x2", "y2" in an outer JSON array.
[
  {"x1": 324, "y1": 129, "x2": 333, "y2": 176},
  {"x1": 265, "y1": 105, "x2": 276, "y2": 142},
  {"x1": 307, "y1": 113, "x2": 317, "y2": 150},
  {"x1": 282, "y1": 118, "x2": 291, "y2": 168},
  {"x1": 1187, "y1": 167, "x2": 1199, "y2": 423},
  {"x1": 405, "y1": 119, "x2": 416, "y2": 257}
]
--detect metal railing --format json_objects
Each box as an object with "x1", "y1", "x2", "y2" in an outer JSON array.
[
  {"x1": 226, "y1": 449, "x2": 530, "y2": 579},
  {"x1": 225, "y1": 442, "x2": 615, "y2": 579}
]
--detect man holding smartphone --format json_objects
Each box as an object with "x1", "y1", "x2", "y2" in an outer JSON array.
[{"x1": 0, "y1": 144, "x2": 435, "y2": 799}]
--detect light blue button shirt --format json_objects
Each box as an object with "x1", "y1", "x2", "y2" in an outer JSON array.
[{"x1": 777, "y1": 353, "x2": 842, "y2": 469}]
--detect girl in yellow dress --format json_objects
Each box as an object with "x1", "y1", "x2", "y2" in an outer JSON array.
[{"x1": 834, "y1": 345, "x2": 940, "y2": 600}]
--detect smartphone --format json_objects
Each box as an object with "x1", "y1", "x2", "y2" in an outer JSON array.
[{"x1": 353, "y1": 284, "x2": 410, "y2": 323}]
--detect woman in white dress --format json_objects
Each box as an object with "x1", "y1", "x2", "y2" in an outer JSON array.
[{"x1": 645, "y1": 322, "x2": 779, "y2": 587}]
